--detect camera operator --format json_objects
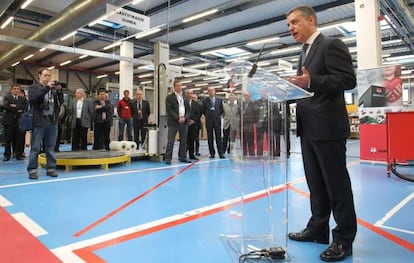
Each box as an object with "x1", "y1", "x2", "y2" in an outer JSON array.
[{"x1": 27, "y1": 68, "x2": 64, "y2": 179}]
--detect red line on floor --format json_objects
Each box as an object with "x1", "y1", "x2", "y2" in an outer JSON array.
[
  {"x1": 73, "y1": 157, "x2": 204, "y2": 237},
  {"x1": 72, "y1": 185, "x2": 287, "y2": 262},
  {"x1": 0, "y1": 207, "x2": 63, "y2": 263},
  {"x1": 287, "y1": 184, "x2": 414, "y2": 252}
]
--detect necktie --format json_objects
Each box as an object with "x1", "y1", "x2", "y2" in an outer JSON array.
[
  {"x1": 138, "y1": 101, "x2": 142, "y2": 119},
  {"x1": 301, "y1": 43, "x2": 309, "y2": 66}
]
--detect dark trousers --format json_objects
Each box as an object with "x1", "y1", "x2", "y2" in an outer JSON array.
[
  {"x1": 133, "y1": 119, "x2": 147, "y2": 146},
  {"x1": 72, "y1": 119, "x2": 88, "y2": 151},
  {"x1": 165, "y1": 123, "x2": 188, "y2": 161},
  {"x1": 4, "y1": 123, "x2": 24, "y2": 157},
  {"x1": 242, "y1": 124, "x2": 255, "y2": 156},
  {"x1": 93, "y1": 122, "x2": 111, "y2": 150},
  {"x1": 206, "y1": 124, "x2": 222, "y2": 156},
  {"x1": 187, "y1": 124, "x2": 198, "y2": 157},
  {"x1": 300, "y1": 136, "x2": 357, "y2": 245}
]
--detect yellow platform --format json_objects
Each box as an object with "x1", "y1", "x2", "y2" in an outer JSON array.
[{"x1": 38, "y1": 151, "x2": 131, "y2": 171}]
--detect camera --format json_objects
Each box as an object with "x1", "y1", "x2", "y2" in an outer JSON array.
[
  {"x1": 40, "y1": 101, "x2": 49, "y2": 110},
  {"x1": 52, "y1": 80, "x2": 60, "y2": 85}
]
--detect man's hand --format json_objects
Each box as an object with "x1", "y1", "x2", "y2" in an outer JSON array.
[
  {"x1": 178, "y1": 116, "x2": 186, "y2": 124},
  {"x1": 287, "y1": 67, "x2": 311, "y2": 89}
]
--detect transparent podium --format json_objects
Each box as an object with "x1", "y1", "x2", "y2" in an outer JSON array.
[{"x1": 220, "y1": 61, "x2": 312, "y2": 262}]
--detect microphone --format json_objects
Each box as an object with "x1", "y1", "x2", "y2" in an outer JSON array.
[{"x1": 248, "y1": 42, "x2": 287, "y2": 78}]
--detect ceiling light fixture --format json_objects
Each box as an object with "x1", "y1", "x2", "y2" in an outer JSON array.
[
  {"x1": 103, "y1": 41, "x2": 122, "y2": 50},
  {"x1": 190, "y1": 63, "x2": 210, "y2": 68},
  {"x1": 1, "y1": 16, "x2": 14, "y2": 29},
  {"x1": 247, "y1": 37, "x2": 280, "y2": 46},
  {"x1": 182, "y1": 9, "x2": 218, "y2": 23},
  {"x1": 39, "y1": 47, "x2": 47, "y2": 52},
  {"x1": 135, "y1": 27, "x2": 162, "y2": 39},
  {"x1": 23, "y1": 54, "x2": 34, "y2": 60},
  {"x1": 48, "y1": 66, "x2": 55, "y2": 70},
  {"x1": 97, "y1": 74, "x2": 108, "y2": 79},
  {"x1": 132, "y1": 0, "x2": 144, "y2": 4},
  {"x1": 11, "y1": 61, "x2": 20, "y2": 67},
  {"x1": 169, "y1": 57, "x2": 184, "y2": 63},
  {"x1": 60, "y1": 31, "x2": 77, "y2": 41},
  {"x1": 60, "y1": 60, "x2": 72, "y2": 66},
  {"x1": 79, "y1": 54, "x2": 88, "y2": 59},
  {"x1": 21, "y1": 0, "x2": 33, "y2": 10}
]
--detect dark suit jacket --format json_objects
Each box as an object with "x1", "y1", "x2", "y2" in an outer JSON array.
[
  {"x1": 296, "y1": 34, "x2": 356, "y2": 141},
  {"x1": 3, "y1": 94, "x2": 27, "y2": 125},
  {"x1": 28, "y1": 83, "x2": 64, "y2": 126},
  {"x1": 202, "y1": 97, "x2": 224, "y2": 128},
  {"x1": 166, "y1": 92, "x2": 190, "y2": 126},
  {"x1": 130, "y1": 99, "x2": 150, "y2": 123},
  {"x1": 93, "y1": 99, "x2": 113, "y2": 124},
  {"x1": 188, "y1": 100, "x2": 201, "y2": 126}
]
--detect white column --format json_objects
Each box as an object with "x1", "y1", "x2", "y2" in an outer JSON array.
[
  {"x1": 355, "y1": 0, "x2": 382, "y2": 70},
  {"x1": 119, "y1": 41, "x2": 134, "y2": 96}
]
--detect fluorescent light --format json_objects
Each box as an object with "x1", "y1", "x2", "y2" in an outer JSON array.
[
  {"x1": 48, "y1": 66, "x2": 55, "y2": 70},
  {"x1": 271, "y1": 46, "x2": 301, "y2": 55},
  {"x1": 21, "y1": 0, "x2": 33, "y2": 9},
  {"x1": 135, "y1": 27, "x2": 161, "y2": 39},
  {"x1": 103, "y1": 41, "x2": 122, "y2": 50},
  {"x1": 182, "y1": 9, "x2": 218, "y2": 23},
  {"x1": 39, "y1": 47, "x2": 47, "y2": 52},
  {"x1": 60, "y1": 60, "x2": 72, "y2": 66},
  {"x1": 169, "y1": 57, "x2": 184, "y2": 63},
  {"x1": 382, "y1": 39, "x2": 403, "y2": 45},
  {"x1": 190, "y1": 63, "x2": 209, "y2": 68},
  {"x1": 79, "y1": 54, "x2": 88, "y2": 59},
  {"x1": 114, "y1": 71, "x2": 120, "y2": 75},
  {"x1": 97, "y1": 74, "x2": 108, "y2": 79},
  {"x1": 181, "y1": 80, "x2": 192, "y2": 84},
  {"x1": 1, "y1": 16, "x2": 14, "y2": 29},
  {"x1": 12, "y1": 61, "x2": 20, "y2": 67},
  {"x1": 60, "y1": 31, "x2": 77, "y2": 41},
  {"x1": 140, "y1": 80, "x2": 152, "y2": 84},
  {"x1": 132, "y1": 0, "x2": 144, "y2": 4},
  {"x1": 138, "y1": 73, "x2": 153, "y2": 78},
  {"x1": 195, "y1": 83, "x2": 208, "y2": 87},
  {"x1": 386, "y1": 54, "x2": 414, "y2": 61},
  {"x1": 247, "y1": 37, "x2": 280, "y2": 46},
  {"x1": 23, "y1": 54, "x2": 34, "y2": 60}
]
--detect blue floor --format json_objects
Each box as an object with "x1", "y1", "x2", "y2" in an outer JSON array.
[{"x1": 0, "y1": 136, "x2": 413, "y2": 262}]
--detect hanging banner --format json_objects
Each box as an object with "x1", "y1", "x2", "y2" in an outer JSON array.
[{"x1": 106, "y1": 4, "x2": 149, "y2": 31}]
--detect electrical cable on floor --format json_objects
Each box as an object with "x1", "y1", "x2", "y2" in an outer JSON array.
[{"x1": 239, "y1": 247, "x2": 285, "y2": 262}]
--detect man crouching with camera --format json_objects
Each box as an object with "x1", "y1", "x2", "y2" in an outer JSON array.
[{"x1": 27, "y1": 67, "x2": 64, "y2": 179}]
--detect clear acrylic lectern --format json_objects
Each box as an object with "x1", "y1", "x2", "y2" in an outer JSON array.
[{"x1": 220, "y1": 61, "x2": 312, "y2": 262}]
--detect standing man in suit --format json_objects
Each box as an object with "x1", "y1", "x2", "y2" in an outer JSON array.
[
  {"x1": 164, "y1": 80, "x2": 191, "y2": 165},
  {"x1": 222, "y1": 93, "x2": 240, "y2": 154},
  {"x1": 3, "y1": 84, "x2": 27, "y2": 161},
  {"x1": 202, "y1": 86, "x2": 225, "y2": 159},
  {"x1": 93, "y1": 88, "x2": 113, "y2": 150},
  {"x1": 286, "y1": 6, "x2": 357, "y2": 262},
  {"x1": 185, "y1": 89, "x2": 201, "y2": 160},
  {"x1": 71, "y1": 88, "x2": 93, "y2": 151},
  {"x1": 241, "y1": 91, "x2": 257, "y2": 157},
  {"x1": 131, "y1": 89, "x2": 150, "y2": 147}
]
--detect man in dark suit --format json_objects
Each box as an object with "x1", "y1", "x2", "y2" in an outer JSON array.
[
  {"x1": 93, "y1": 88, "x2": 113, "y2": 150},
  {"x1": 131, "y1": 89, "x2": 150, "y2": 147},
  {"x1": 241, "y1": 91, "x2": 257, "y2": 157},
  {"x1": 185, "y1": 89, "x2": 201, "y2": 160},
  {"x1": 3, "y1": 84, "x2": 27, "y2": 161},
  {"x1": 164, "y1": 80, "x2": 191, "y2": 165},
  {"x1": 202, "y1": 86, "x2": 225, "y2": 159},
  {"x1": 286, "y1": 6, "x2": 357, "y2": 262}
]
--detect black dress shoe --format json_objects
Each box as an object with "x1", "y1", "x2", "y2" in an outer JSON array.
[
  {"x1": 179, "y1": 158, "x2": 191, "y2": 163},
  {"x1": 16, "y1": 155, "x2": 26, "y2": 160},
  {"x1": 209, "y1": 155, "x2": 215, "y2": 158},
  {"x1": 288, "y1": 228, "x2": 329, "y2": 244},
  {"x1": 29, "y1": 173, "x2": 38, "y2": 180},
  {"x1": 320, "y1": 242, "x2": 352, "y2": 262},
  {"x1": 165, "y1": 160, "x2": 171, "y2": 165},
  {"x1": 3, "y1": 157, "x2": 10, "y2": 162},
  {"x1": 189, "y1": 156, "x2": 198, "y2": 160},
  {"x1": 47, "y1": 171, "x2": 58, "y2": 177},
  {"x1": 219, "y1": 155, "x2": 225, "y2": 159}
]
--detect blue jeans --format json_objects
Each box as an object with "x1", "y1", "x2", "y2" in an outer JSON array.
[
  {"x1": 27, "y1": 118, "x2": 57, "y2": 173},
  {"x1": 118, "y1": 118, "x2": 133, "y2": 141}
]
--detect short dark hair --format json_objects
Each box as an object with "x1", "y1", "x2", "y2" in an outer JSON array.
[
  {"x1": 38, "y1": 67, "x2": 50, "y2": 76},
  {"x1": 287, "y1": 6, "x2": 318, "y2": 26}
]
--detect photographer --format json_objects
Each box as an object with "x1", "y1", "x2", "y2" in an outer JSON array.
[{"x1": 27, "y1": 68, "x2": 64, "y2": 179}]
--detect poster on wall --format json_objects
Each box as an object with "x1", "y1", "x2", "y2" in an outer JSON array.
[{"x1": 357, "y1": 65, "x2": 403, "y2": 124}]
